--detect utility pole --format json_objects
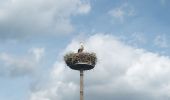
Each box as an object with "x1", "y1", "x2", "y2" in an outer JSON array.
[{"x1": 80, "y1": 70, "x2": 84, "y2": 100}]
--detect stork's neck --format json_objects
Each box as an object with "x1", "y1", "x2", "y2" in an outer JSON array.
[{"x1": 81, "y1": 45, "x2": 84, "y2": 48}]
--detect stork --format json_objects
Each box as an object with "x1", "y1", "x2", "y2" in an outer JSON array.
[{"x1": 78, "y1": 42, "x2": 84, "y2": 53}]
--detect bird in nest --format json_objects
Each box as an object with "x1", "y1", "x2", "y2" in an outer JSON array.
[{"x1": 78, "y1": 42, "x2": 84, "y2": 53}]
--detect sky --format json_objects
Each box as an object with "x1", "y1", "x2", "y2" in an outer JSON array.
[{"x1": 0, "y1": 0, "x2": 170, "y2": 100}]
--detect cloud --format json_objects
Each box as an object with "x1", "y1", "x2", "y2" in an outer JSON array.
[
  {"x1": 108, "y1": 3, "x2": 135, "y2": 22},
  {"x1": 29, "y1": 34, "x2": 170, "y2": 100},
  {"x1": 160, "y1": 0, "x2": 166, "y2": 5},
  {"x1": 154, "y1": 34, "x2": 168, "y2": 48},
  {"x1": 120, "y1": 32, "x2": 147, "y2": 47},
  {"x1": 0, "y1": 0, "x2": 91, "y2": 39},
  {"x1": 29, "y1": 47, "x2": 45, "y2": 62},
  {"x1": 76, "y1": 3, "x2": 91, "y2": 14},
  {"x1": 0, "y1": 47, "x2": 45, "y2": 77}
]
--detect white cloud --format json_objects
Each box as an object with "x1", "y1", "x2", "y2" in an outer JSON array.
[
  {"x1": 109, "y1": 8, "x2": 125, "y2": 21},
  {"x1": 160, "y1": 0, "x2": 166, "y2": 5},
  {"x1": 29, "y1": 34, "x2": 170, "y2": 100},
  {"x1": 0, "y1": 0, "x2": 91, "y2": 39},
  {"x1": 76, "y1": 3, "x2": 91, "y2": 14},
  {"x1": 0, "y1": 47, "x2": 45, "y2": 77},
  {"x1": 121, "y1": 33, "x2": 147, "y2": 47},
  {"x1": 154, "y1": 34, "x2": 168, "y2": 48},
  {"x1": 108, "y1": 3, "x2": 135, "y2": 22},
  {"x1": 29, "y1": 47, "x2": 45, "y2": 62}
]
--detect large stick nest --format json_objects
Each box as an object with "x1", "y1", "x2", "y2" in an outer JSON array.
[{"x1": 64, "y1": 52, "x2": 97, "y2": 66}]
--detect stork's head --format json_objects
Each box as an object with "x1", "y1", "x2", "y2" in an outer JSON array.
[{"x1": 80, "y1": 42, "x2": 84, "y2": 48}]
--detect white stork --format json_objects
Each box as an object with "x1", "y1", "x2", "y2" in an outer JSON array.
[{"x1": 78, "y1": 42, "x2": 84, "y2": 53}]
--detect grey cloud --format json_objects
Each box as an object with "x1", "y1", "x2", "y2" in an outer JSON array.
[
  {"x1": 0, "y1": 47, "x2": 44, "y2": 77},
  {"x1": 0, "y1": 0, "x2": 91, "y2": 39}
]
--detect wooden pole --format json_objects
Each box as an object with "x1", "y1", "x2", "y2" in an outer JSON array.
[{"x1": 80, "y1": 70, "x2": 84, "y2": 100}]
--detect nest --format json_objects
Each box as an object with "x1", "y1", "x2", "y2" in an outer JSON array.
[{"x1": 64, "y1": 52, "x2": 97, "y2": 67}]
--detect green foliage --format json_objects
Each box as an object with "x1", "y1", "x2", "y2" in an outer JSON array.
[{"x1": 64, "y1": 52, "x2": 97, "y2": 66}]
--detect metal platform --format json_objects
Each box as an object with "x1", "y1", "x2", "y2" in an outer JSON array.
[{"x1": 69, "y1": 62, "x2": 95, "y2": 70}]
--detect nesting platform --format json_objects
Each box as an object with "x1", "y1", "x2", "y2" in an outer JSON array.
[{"x1": 64, "y1": 52, "x2": 97, "y2": 71}]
